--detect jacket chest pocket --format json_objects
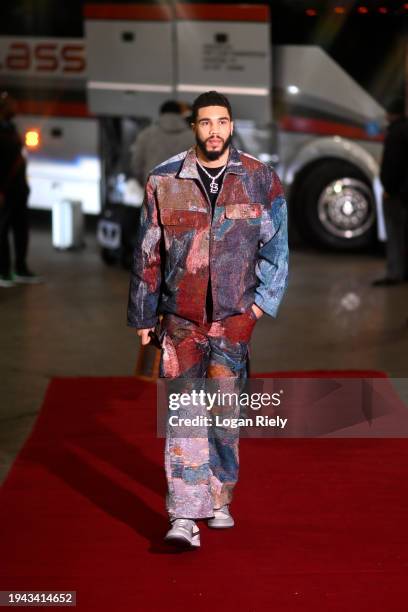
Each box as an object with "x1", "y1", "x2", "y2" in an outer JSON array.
[
  {"x1": 160, "y1": 208, "x2": 207, "y2": 229},
  {"x1": 224, "y1": 203, "x2": 263, "y2": 220}
]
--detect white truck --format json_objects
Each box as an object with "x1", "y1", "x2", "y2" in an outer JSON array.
[{"x1": 1, "y1": 1, "x2": 401, "y2": 251}]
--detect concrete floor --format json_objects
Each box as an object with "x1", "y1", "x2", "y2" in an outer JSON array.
[{"x1": 1, "y1": 226, "x2": 407, "y2": 484}]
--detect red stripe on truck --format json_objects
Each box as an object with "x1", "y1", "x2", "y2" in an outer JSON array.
[
  {"x1": 84, "y1": 3, "x2": 172, "y2": 21},
  {"x1": 16, "y1": 100, "x2": 91, "y2": 118},
  {"x1": 175, "y1": 3, "x2": 269, "y2": 21},
  {"x1": 280, "y1": 115, "x2": 384, "y2": 142},
  {"x1": 84, "y1": 3, "x2": 268, "y2": 22}
]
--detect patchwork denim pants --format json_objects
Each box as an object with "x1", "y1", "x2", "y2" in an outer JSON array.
[{"x1": 159, "y1": 308, "x2": 258, "y2": 519}]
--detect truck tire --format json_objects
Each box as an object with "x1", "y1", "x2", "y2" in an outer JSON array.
[{"x1": 295, "y1": 160, "x2": 376, "y2": 250}]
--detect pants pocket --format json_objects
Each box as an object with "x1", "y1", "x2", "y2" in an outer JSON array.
[
  {"x1": 160, "y1": 332, "x2": 181, "y2": 378},
  {"x1": 246, "y1": 305, "x2": 259, "y2": 323}
]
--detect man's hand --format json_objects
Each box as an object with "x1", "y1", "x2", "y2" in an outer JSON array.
[
  {"x1": 251, "y1": 304, "x2": 264, "y2": 319},
  {"x1": 136, "y1": 327, "x2": 155, "y2": 345}
]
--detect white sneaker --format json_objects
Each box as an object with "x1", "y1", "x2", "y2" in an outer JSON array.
[
  {"x1": 13, "y1": 270, "x2": 43, "y2": 284},
  {"x1": 164, "y1": 519, "x2": 200, "y2": 548},
  {"x1": 0, "y1": 275, "x2": 16, "y2": 288},
  {"x1": 207, "y1": 505, "x2": 234, "y2": 529}
]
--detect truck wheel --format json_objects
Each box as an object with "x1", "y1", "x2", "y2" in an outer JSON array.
[{"x1": 296, "y1": 161, "x2": 376, "y2": 250}]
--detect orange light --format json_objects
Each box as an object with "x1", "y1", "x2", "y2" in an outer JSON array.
[
  {"x1": 25, "y1": 130, "x2": 40, "y2": 149},
  {"x1": 305, "y1": 8, "x2": 317, "y2": 16},
  {"x1": 334, "y1": 6, "x2": 345, "y2": 14},
  {"x1": 357, "y1": 6, "x2": 369, "y2": 13},
  {"x1": 378, "y1": 6, "x2": 388, "y2": 13}
]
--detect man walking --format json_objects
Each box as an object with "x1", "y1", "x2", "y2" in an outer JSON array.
[
  {"x1": 127, "y1": 91, "x2": 288, "y2": 548},
  {"x1": 373, "y1": 97, "x2": 408, "y2": 286}
]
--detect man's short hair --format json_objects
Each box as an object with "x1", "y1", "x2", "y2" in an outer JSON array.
[
  {"x1": 160, "y1": 100, "x2": 181, "y2": 114},
  {"x1": 191, "y1": 91, "x2": 232, "y2": 123}
]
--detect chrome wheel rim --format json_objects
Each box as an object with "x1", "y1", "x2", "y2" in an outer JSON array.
[{"x1": 317, "y1": 178, "x2": 375, "y2": 239}]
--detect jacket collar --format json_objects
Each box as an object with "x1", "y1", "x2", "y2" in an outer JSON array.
[{"x1": 178, "y1": 145, "x2": 245, "y2": 180}]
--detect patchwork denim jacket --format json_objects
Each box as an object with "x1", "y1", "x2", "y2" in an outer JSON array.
[{"x1": 127, "y1": 146, "x2": 288, "y2": 328}]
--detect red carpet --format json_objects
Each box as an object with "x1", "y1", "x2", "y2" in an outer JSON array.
[{"x1": 1, "y1": 374, "x2": 408, "y2": 611}]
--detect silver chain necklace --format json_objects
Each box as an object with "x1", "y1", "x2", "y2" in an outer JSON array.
[{"x1": 196, "y1": 159, "x2": 226, "y2": 194}]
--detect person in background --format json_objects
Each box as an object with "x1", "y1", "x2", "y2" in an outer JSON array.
[
  {"x1": 130, "y1": 100, "x2": 194, "y2": 186},
  {"x1": 373, "y1": 97, "x2": 408, "y2": 286},
  {"x1": 178, "y1": 100, "x2": 193, "y2": 126},
  {"x1": 0, "y1": 91, "x2": 41, "y2": 287}
]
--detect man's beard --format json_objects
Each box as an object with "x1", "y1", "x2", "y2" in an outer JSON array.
[{"x1": 196, "y1": 133, "x2": 232, "y2": 161}]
